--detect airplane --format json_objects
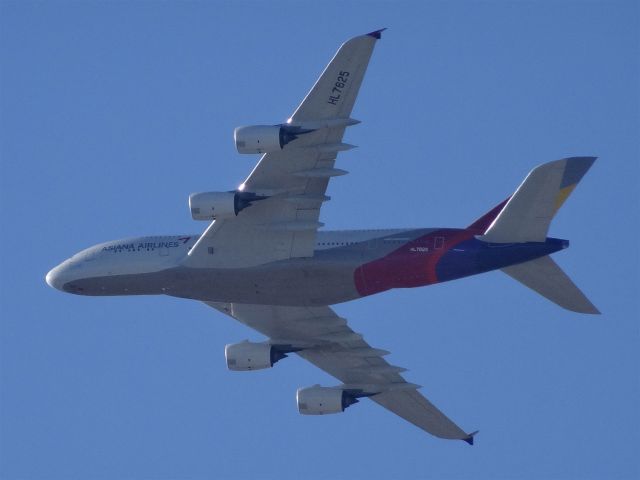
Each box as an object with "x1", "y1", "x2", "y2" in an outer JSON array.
[{"x1": 45, "y1": 29, "x2": 598, "y2": 445}]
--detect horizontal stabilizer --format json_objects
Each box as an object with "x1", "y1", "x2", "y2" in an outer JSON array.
[{"x1": 501, "y1": 255, "x2": 599, "y2": 314}]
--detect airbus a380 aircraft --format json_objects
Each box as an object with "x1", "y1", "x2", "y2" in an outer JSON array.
[{"x1": 46, "y1": 30, "x2": 598, "y2": 444}]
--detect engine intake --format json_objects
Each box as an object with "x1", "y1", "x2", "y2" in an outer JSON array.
[
  {"x1": 225, "y1": 341, "x2": 294, "y2": 371},
  {"x1": 296, "y1": 385, "x2": 361, "y2": 415},
  {"x1": 234, "y1": 124, "x2": 314, "y2": 154}
]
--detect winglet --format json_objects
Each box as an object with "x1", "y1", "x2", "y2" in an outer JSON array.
[
  {"x1": 366, "y1": 28, "x2": 387, "y2": 39},
  {"x1": 463, "y1": 430, "x2": 479, "y2": 446}
]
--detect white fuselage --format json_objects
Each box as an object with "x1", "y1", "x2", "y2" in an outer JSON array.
[{"x1": 45, "y1": 229, "x2": 417, "y2": 304}]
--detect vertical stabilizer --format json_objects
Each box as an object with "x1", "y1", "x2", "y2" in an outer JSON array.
[
  {"x1": 467, "y1": 197, "x2": 510, "y2": 234},
  {"x1": 479, "y1": 157, "x2": 596, "y2": 243}
]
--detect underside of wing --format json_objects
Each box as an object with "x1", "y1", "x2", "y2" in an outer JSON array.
[
  {"x1": 204, "y1": 301, "x2": 475, "y2": 443},
  {"x1": 185, "y1": 31, "x2": 384, "y2": 268}
]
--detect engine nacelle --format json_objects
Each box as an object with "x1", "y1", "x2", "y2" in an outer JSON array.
[
  {"x1": 234, "y1": 124, "x2": 313, "y2": 154},
  {"x1": 189, "y1": 191, "x2": 238, "y2": 220},
  {"x1": 189, "y1": 191, "x2": 269, "y2": 221},
  {"x1": 296, "y1": 385, "x2": 360, "y2": 415},
  {"x1": 225, "y1": 341, "x2": 288, "y2": 371}
]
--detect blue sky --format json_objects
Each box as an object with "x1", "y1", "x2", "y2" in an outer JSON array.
[{"x1": 1, "y1": 1, "x2": 638, "y2": 479}]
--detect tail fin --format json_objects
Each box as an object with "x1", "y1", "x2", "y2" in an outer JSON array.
[
  {"x1": 479, "y1": 157, "x2": 596, "y2": 243},
  {"x1": 467, "y1": 197, "x2": 510, "y2": 234},
  {"x1": 502, "y1": 255, "x2": 600, "y2": 314},
  {"x1": 470, "y1": 157, "x2": 599, "y2": 313}
]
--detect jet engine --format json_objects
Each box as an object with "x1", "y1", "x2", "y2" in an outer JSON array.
[
  {"x1": 296, "y1": 385, "x2": 361, "y2": 415},
  {"x1": 225, "y1": 341, "x2": 290, "y2": 371},
  {"x1": 234, "y1": 124, "x2": 313, "y2": 154},
  {"x1": 189, "y1": 191, "x2": 267, "y2": 221},
  {"x1": 189, "y1": 192, "x2": 236, "y2": 220}
]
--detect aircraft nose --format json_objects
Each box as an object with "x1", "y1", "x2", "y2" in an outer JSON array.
[{"x1": 46, "y1": 263, "x2": 69, "y2": 291}]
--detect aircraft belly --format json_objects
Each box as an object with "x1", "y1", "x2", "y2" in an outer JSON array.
[
  {"x1": 62, "y1": 271, "x2": 168, "y2": 296},
  {"x1": 168, "y1": 260, "x2": 361, "y2": 306},
  {"x1": 65, "y1": 231, "x2": 450, "y2": 304}
]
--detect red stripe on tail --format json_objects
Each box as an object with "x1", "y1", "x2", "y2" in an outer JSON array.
[{"x1": 467, "y1": 197, "x2": 510, "y2": 234}]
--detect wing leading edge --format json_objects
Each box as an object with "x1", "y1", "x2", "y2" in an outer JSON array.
[
  {"x1": 204, "y1": 301, "x2": 476, "y2": 444},
  {"x1": 185, "y1": 31, "x2": 383, "y2": 269}
]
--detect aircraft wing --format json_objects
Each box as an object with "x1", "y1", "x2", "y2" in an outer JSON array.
[
  {"x1": 204, "y1": 301, "x2": 476, "y2": 443},
  {"x1": 186, "y1": 31, "x2": 383, "y2": 268}
]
